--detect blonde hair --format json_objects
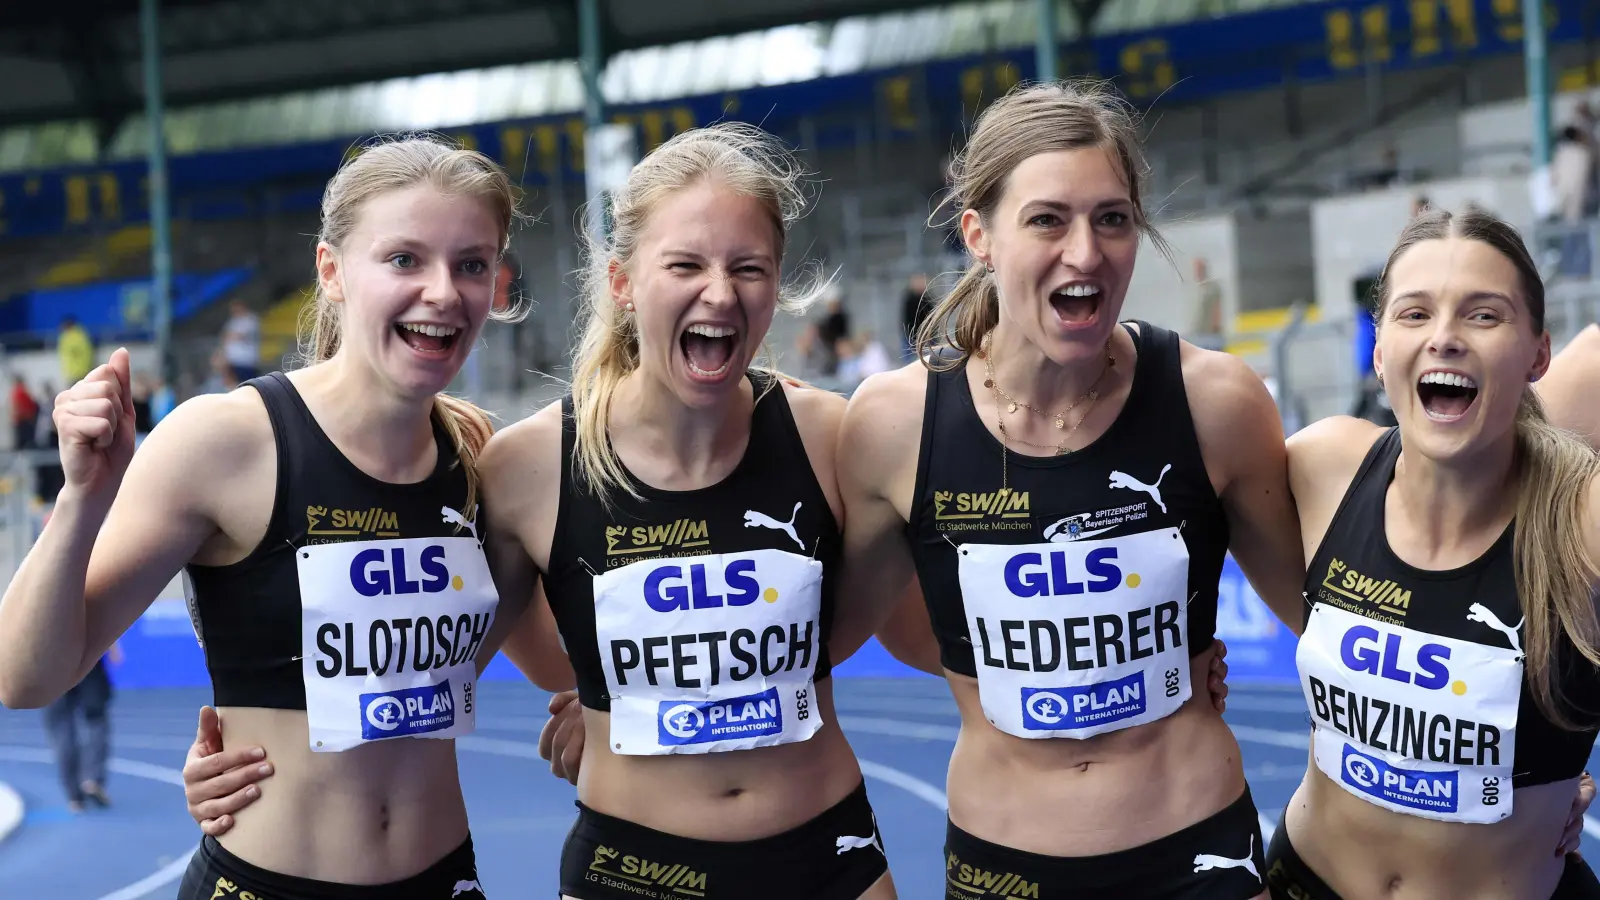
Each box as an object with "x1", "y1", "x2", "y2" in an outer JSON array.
[
  {"x1": 300, "y1": 135, "x2": 523, "y2": 523},
  {"x1": 1376, "y1": 206, "x2": 1600, "y2": 729},
  {"x1": 917, "y1": 80, "x2": 1168, "y2": 368},
  {"x1": 570, "y1": 123, "x2": 820, "y2": 507}
]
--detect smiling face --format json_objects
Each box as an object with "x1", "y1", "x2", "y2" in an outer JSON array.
[
  {"x1": 317, "y1": 184, "x2": 499, "y2": 399},
  {"x1": 609, "y1": 178, "x2": 781, "y2": 407},
  {"x1": 1375, "y1": 236, "x2": 1551, "y2": 460},
  {"x1": 962, "y1": 147, "x2": 1140, "y2": 365}
]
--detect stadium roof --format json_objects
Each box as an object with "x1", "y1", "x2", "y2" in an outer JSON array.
[{"x1": 0, "y1": 0, "x2": 987, "y2": 130}]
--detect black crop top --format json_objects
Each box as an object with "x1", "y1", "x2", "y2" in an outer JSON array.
[
  {"x1": 542, "y1": 373, "x2": 841, "y2": 713},
  {"x1": 906, "y1": 322, "x2": 1231, "y2": 678},
  {"x1": 183, "y1": 372, "x2": 489, "y2": 710},
  {"x1": 1303, "y1": 427, "x2": 1600, "y2": 792}
]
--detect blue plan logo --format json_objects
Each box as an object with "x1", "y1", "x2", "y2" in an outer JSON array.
[
  {"x1": 1021, "y1": 672, "x2": 1147, "y2": 731},
  {"x1": 1340, "y1": 743, "x2": 1458, "y2": 814},
  {"x1": 359, "y1": 681, "x2": 456, "y2": 740},
  {"x1": 657, "y1": 687, "x2": 784, "y2": 746}
]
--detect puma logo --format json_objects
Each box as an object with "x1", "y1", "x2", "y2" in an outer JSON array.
[
  {"x1": 1467, "y1": 603, "x2": 1524, "y2": 654},
  {"x1": 1109, "y1": 464, "x2": 1172, "y2": 514},
  {"x1": 441, "y1": 506, "x2": 478, "y2": 542},
  {"x1": 451, "y1": 880, "x2": 483, "y2": 898},
  {"x1": 1193, "y1": 834, "x2": 1259, "y2": 882},
  {"x1": 744, "y1": 502, "x2": 803, "y2": 551},
  {"x1": 306, "y1": 505, "x2": 327, "y2": 532},
  {"x1": 836, "y1": 814, "x2": 884, "y2": 856}
]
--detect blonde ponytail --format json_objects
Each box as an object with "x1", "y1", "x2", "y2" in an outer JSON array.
[
  {"x1": 432, "y1": 393, "x2": 497, "y2": 526},
  {"x1": 1511, "y1": 391, "x2": 1600, "y2": 728},
  {"x1": 915, "y1": 260, "x2": 998, "y2": 370}
]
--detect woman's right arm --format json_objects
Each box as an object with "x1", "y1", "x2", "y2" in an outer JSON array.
[{"x1": 0, "y1": 354, "x2": 244, "y2": 707}]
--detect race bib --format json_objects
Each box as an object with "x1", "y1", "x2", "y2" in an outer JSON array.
[
  {"x1": 595, "y1": 548, "x2": 825, "y2": 755},
  {"x1": 298, "y1": 534, "x2": 497, "y2": 753},
  {"x1": 958, "y1": 527, "x2": 1192, "y2": 739},
  {"x1": 1299, "y1": 604, "x2": 1522, "y2": 823}
]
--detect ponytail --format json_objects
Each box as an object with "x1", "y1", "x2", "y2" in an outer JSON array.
[
  {"x1": 431, "y1": 393, "x2": 496, "y2": 527},
  {"x1": 1512, "y1": 390, "x2": 1600, "y2": 729},
  {"x1": 914, "y1": 260, "x2": 998, "y2": 370}
]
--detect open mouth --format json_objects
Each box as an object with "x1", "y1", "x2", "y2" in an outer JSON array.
[
  {"x1": 395, "y1": 322, "x2": 460, "y2": 356},
  {"x1": 1416, "y1": 371, "x2": 1478, "y2": 421},
  {"x1": 1049, "y1": 283, "x2": 1101, "y2": 327},
  {"x1": 680, "y1": 323, "x2": 739, "y2": 382}
]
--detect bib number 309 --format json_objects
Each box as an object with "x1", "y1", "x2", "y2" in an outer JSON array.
[
  {"x1": 1164, "y1": 668, "x2": 1181, "y2": 699},
  {"x1": 1482, "y1": 777, "x2": 1501, "y2": 806}
]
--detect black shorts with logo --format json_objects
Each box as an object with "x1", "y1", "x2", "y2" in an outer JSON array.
[
  {"x1": 945, "y1": 788, "x2": 1266, "y2": 899},
  {"x1": 176, "y1": 834, "x2": 486, "y2": 900},
  {"x1": 558, "y1": 780, "x2": 888, "y2": 900},
  {"x1": 1265, "y1": 822, "x2": 1600, "y2": 900}
]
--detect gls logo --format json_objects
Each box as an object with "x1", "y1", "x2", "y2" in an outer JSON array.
[
  {"x1": 1340, "y1": 624, "x2": 1453, "y2": 691},
  {"x1": 645, "y1": 560, "x2": 775, "y2": 612},
  {"x1": 1004, "y1": 548, "x2": 1121, "y2": 598},
  {"x1": 350, "y1": 545, "x2": 460, "y2": 597}
]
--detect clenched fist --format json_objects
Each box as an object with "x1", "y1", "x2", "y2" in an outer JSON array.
[{"x1": 53, "y1": 347, "x2": 137, "y2": 499}]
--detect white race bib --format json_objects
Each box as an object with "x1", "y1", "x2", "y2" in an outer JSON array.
[
  {"x1": 958, "y1": 528, "x2": 1192, "y2": 739},
  {"x1": 595, "y1": 548, "x2": 824, "y2": 755},
  {"x1": 1299, "y1": 604, "x2": 1522, "y2": 823},
  {"x1": 298, "y1": 534, "x2": 496, "y2": 752}
]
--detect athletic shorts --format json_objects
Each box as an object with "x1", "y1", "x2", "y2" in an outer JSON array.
[
  {"x1": 1265, "y1": 823, "x2": 1600, "y2": 900},
  {"x1": 175, "y1": 834, "x2": 486, "y2": 900},
  {"x1": 944, "y1": 788, "x2": 1266, "y2": 899},
  {"x1": 558, "y1": 780, "x2": 888, "y2": 900}
]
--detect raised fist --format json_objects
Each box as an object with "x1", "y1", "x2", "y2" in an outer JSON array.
[{"x1": 52, "y1": 347, "x2": 137, "y2": 499}]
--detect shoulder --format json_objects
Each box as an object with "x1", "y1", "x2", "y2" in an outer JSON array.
[
  {"x1": 121, "y1": 387, "x2": 273, "y2": 508},
  {"x1": 777, "y1": 378, "x2": 846, "y2": 460},
  {"x1": 841, "y1": 361, "x2": 928, "y2": 443},
  {"x1": 1177, "y1": 341, "x2": 1274, "y2": 413},
  {"x1": 1286, "y1": 415, "x2": 1385, "y2": 501},
  {"x1": 479, "y1": 400, "x2": 564, "y2": 516},
  {"x1": 1540, "y1": 324, "x2": 1600, "y2": 447}
]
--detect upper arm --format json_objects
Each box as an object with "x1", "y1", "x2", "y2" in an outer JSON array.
[
  {"x1": 474, "y1": 403, "x2": 572, "y2": 689},
  {"x1": 1185, "y1": 349, "x2": 1309, "y2": 633},
  {"x1": 831, "y1": 365, "x2": 925, "y2": 661},
  {"x1": 82, "y1": 393, "x2": 261, "y2": 661},
  {"x1": 1540, "y1": 324, "x2": 1600, "y2": 448}
]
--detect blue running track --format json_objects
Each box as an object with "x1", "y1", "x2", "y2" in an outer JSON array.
[{"x1": 3, "y1": 678, "x2": 1597, "y2": 898}]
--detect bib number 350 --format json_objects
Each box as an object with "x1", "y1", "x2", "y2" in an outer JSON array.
[
  {"x1": 1164, "y1": 668, "x2": 1181, "y2": 698},
  {"x1": 1482, "y1": 777, "x2": 1501, "y2": 806}
]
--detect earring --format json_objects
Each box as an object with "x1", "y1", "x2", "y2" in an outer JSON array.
[
  {"x1": 1376, "y1": 371, "x2": 1384, "y2": 386},
  {"x1": 625, "y1": 302, "x2": 634, "y2": 312}
]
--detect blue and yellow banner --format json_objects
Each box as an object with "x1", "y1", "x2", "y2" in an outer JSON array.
[{"x1": 0, "y1": 0, "x2": 1589, "y2": 240}]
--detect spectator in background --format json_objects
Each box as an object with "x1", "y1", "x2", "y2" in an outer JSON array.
[
  {"x1": 199, "y1": 348, "x2": 241, "y2": 395},
  {"x1": 10, "y1": 375, "x2": 38, "y2": 450},
  {"x1": 797, "y1": 286, "x2": 851, "y2": 377},
  {"x1": 42, "y1": 644, "x2": 119, "y2": 812},
  {"x1": 219, "y1": 299, "x2": 261, "y2": 383},
  {"x1": 1552, "y1": 124, "x2": 1595, "y2": 276},
  {"x1": 33, "y1": 380, "x2": 64, "y2": 504},
  {"x1": 56, "y1": 316, "x2": 93, "y2": 386},
  {"x1": 901, "y1": 272, "x2": 931, "y2": 359},
  {"x1": 1189, "y1": 258, "x2": 1224, "y2": 350}
]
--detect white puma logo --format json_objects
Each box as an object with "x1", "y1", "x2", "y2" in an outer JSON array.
[
  {"x1": 1109, "y1": 464, "x2": 1172, "y2": 514},
  {"x1": 451, "y1": 880, "x2": 483, "y2": 898},
  {"x1": 744, "y1": 502, "x2": 803, "y2": 551},
  {"x1": 1193, "y1": 834, "x2": 1259, "y2": 882},
  {"x1": 441, "y1": 506, "x2": 478, "y2": 543},
  {"x1": 1467, "y1": 603, "x2": 1524, "y2": 654},
  {"x1": 836, "y1": 814, "x2": 883, "y2": 856}
]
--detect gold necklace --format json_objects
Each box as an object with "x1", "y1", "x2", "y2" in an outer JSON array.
[
  {"x1": 983, "y1": 336, "x2": 1113, "y2": 430},
  {"x1": 979, "y1": 334, "x2": 1115, "y2": 490}
]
